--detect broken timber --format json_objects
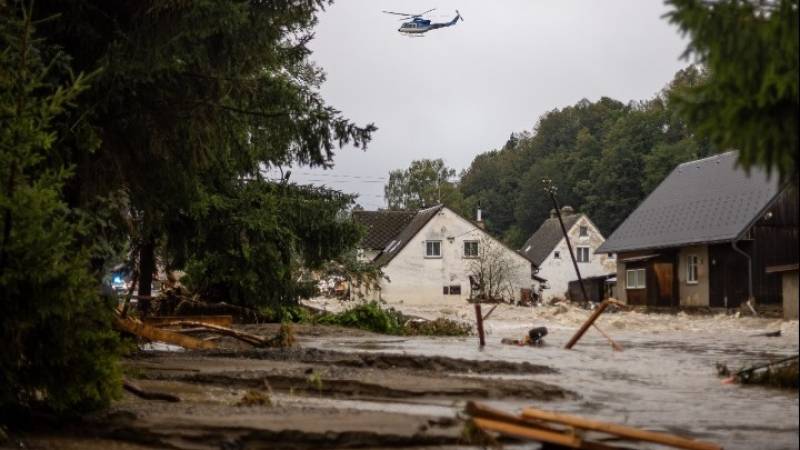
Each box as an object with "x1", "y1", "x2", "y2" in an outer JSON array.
[
  {"x1": 521, "y1": 407, "x2": 722, "y2": 450},
  {"x1": 466, "y1": 401, "x2": 722, "y2": 450},
  {"x1": 565, "y1": 299, "x2": 623, "y2": 351}
]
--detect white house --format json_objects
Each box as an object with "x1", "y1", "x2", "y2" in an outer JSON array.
[
  {"x1": 519, "y1": 206, "x2": 616, "y2": 301},
  {"x1": 353, "y1": 205, "x2": 539, "y2": 305}
]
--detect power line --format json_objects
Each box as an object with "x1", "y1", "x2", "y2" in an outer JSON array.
[{"x1": 295, "y1": 172, "x2": 388, "y2": 181}]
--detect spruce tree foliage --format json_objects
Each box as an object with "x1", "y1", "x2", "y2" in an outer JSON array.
[
  {"x1": 0, "y1": 5, "x2": 121, "y2": 415},
  {"x1": 666, "y1": 0, "x2": 799, "y2": 181},
  {"x1": 458, "y1": 68, "x2": 716, "y2": 247},
  {"x1": 29, "y1": 1, "x2": 375, "y2": 307},
  {"x1": 182, "y1": 181, "x2": 362, "y2": 307},
  {"x1": 384, "y1": 159, "x2": 464, "y2": 210}
]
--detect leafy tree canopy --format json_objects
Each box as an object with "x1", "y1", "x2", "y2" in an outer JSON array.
[
  {"x1": 384, "y1": 159, "x2": 464, "y2": 210},
  {"x1": 458, "y1": 68, "x2": 716, "y2": 248}
]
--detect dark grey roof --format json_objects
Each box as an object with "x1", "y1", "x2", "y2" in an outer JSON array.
[
  {"x1": 352, "y1": 210, "x2": 417, "y2": 250},
  {"x1": 372, "y1": 205, "x2": 445, "y2": 267},
  {"x1": 597, "y1": 151, "x2": 782, "y2": 254},
  {"x1": 519, "y1": 214, "x2": 582, "y2": 265},
  {"x1": 519, "y1": 214, "x2": 582, "y2": 266}
]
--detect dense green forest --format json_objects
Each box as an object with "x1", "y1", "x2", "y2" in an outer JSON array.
[
  {"x1": 457, "y1": 67, "x2": 716, "y2": 247},
  {"x1": 384, "y1": 68, "x2": 718, "y2": 246}
]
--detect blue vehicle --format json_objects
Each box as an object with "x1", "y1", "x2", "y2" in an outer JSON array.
[{"x1": 383, "y1": 8, "x2": 463, "y2": 34}]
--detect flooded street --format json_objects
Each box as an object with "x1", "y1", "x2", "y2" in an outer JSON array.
[
  {"x1": 304, "y1": 300, "x2": 800, "y2": 450},
  {"x1": 18, "y1": 303, "x2": 797, "y2": 450}
]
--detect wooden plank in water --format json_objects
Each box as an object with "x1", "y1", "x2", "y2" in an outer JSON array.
[{"x1": 521, "y1": 407, "x2": 722, "y2": 450}]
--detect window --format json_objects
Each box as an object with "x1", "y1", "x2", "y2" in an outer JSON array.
[
  {"x1": 579, "y1": 225, "x2": 589, "y2": 238},
  {"x1": 444, "y1": 285, "x2": 461, "y2": 295},
  {"x1": 464, "y1": 241, "x2": 479, "y2": 258},
  {"x1": 608, "y1": 253, "x2": 616, "y2": 260},
  {"x1": 687, "y1": 255, "x2": 699, "y2": 284},
  {"x1": 576, "y1": 247, "x2": 590, "y2": 263},
  {"x1": 626, "y1": 268, "x2": 646, "y2": 289},
  {"x1": 554, "y1": 251, "x2": 561, "y2": 259},
  {"x1": 425, "y1": 240, "x2": 441, "y2": 258}
]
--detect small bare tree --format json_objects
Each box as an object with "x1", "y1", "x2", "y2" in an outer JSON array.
[{"x1": 467, "y1": 237, "x2": 525, "y2": 302}]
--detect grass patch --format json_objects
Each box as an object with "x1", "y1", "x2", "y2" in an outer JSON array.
[{"x1": 314, "y1": 301, "x2": 471, "y2": 337}]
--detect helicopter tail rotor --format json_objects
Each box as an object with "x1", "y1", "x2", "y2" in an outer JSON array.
[{"x1": 456, "y1": 9, "x2": 464, "y2": 21}]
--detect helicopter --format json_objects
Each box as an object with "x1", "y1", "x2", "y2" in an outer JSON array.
[{"x1": 382, "y1": 8, "x2": 463, "y2": 34}]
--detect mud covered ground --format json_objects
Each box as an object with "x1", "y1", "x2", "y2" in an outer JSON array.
[{"x1": 10, "y1": 324, "x2": 571, "y2": 450}]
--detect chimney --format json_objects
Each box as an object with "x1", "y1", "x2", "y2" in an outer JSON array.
[
  {"x1": 476, "y1": 206, "x2": 485, "y2": 229},
  {"x1": 549, "y1": 208, "x2": 557, "y2": 219},
  {"x1": 561, "y1": 205, "x2": 575, "y2": 215}
]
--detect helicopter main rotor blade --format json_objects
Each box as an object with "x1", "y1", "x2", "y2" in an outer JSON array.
[
  {"x1": 415, "y1": 8, "x2": 436, "y2": 17},
  {"x1": 382, "y1": 10, "x2": 415, "y2": 16}
]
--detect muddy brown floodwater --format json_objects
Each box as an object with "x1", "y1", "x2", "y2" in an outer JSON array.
[{"x1": 12, "y1": 302, "x2": 800, "y2": 450}]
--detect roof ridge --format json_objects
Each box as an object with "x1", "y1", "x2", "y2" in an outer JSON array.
[{"x1": 676, "y1": 150, "x2": 736, "y2": 168}]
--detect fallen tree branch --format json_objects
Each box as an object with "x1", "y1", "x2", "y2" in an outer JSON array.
[
  {"x1": 167, "y1": 321, "x2": 269, "y2": 346},
  {"x1": 144, "y1": 315, "x2": 234, "y2": 327},
  {"x1": 113, "y1": 315, "x2": 217, "y2": 350}
]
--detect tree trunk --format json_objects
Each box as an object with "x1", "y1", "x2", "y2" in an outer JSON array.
[{"x1": 138, "y1": 238, "x2": 155, "y2": 317}]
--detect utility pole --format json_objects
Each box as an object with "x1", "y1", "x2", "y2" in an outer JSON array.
[{"x1": 542, "y1": 178, "x2": 590, "y2": 304}]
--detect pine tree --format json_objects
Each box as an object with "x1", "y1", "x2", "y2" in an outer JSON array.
[
  {"x1": 0, "y1": 4, "x2": 121, "y2": 415},
  {"x1": 666, "y1": 0, "x2": 799, "y2": 180},
  {"x1": 30, "y1": 0, "x2": 376, "y2": 312}
]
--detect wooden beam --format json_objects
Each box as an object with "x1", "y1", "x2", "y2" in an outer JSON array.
[
  {"x1": 521, "y1": 407, "x2": 722, "y2": 450},
  {"x1": 466, "y1": 402, "x2": 627, "y2": 450},
  {"x1": 565, "y1": 300, "x2": 623, "y2": 351},
  {"x1": 472, "y1": 417, "x2": 583, "y2": 448},
  {"x1": 474, "y1": 303, "x2": 485, "y2": 347}
]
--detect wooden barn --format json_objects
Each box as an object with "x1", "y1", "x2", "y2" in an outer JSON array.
[{"x1": 597, "y1": 151, "x2": 798, "y2": 310}]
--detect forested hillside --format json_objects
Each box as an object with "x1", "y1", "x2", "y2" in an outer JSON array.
[{"x1": 457, "y1": 67, "x2": 717, "y2": 247}]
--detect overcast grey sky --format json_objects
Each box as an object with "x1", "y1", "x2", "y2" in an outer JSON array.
[{"x1": 287, "y1": 1, "x2": 689, "y2": 209}]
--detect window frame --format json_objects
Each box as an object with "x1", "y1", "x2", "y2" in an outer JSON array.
[
  {"x1": 626, "y1": 268, "x2": 646, "y2": 289},
  {"x1": 463, "y1": 240, "x2": 479, "y2": 258},
  {"x1": 686, "y1": 254, "x2": 699, "y2": 285},
  {"x1": 576, "y1": 246, "x2": 590, "y2": 263},
  {"x1": 579, "y1": 225, "x2": 589, "y2": 238},
  {"x1": 425, "y1": 240, "x2": 442, "y2": 258}
]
